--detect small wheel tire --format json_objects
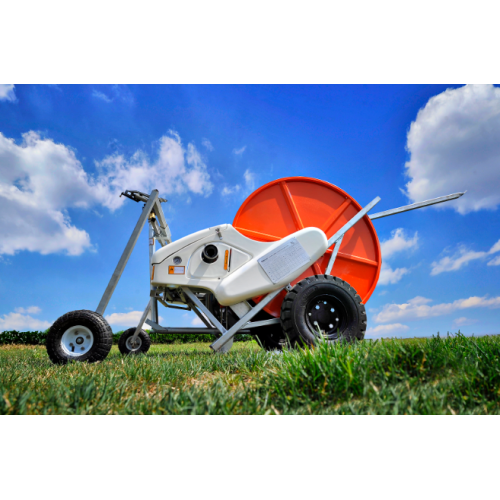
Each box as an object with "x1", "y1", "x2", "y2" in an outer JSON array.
[
  {"x1": 46, "y1": 310, "x2": 113, "y2": 364},
  {"x1": 281, "y1": 275, "x2": 367, "y2": 346},
  {"x1": 118, "y1": 328, "x2": 151, "y2": 355}
]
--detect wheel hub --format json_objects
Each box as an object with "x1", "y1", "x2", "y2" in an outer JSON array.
[
  {"x1": 61, "y1": 325, "x2": 94, "y2": 357},
  {"x1": 306, "y1": 295, "x2": 345, "y2": 340},
  {"x1": 126, "y1": 335, "x2": 142, "y2": 351}
]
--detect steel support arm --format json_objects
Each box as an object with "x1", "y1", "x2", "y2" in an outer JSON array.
[
  {"x1": 369, "y1": 192, "x2": 465, "y2": 220},
  {"x1": 96, "y1": 190, "x2": 159, "y2": 316}
]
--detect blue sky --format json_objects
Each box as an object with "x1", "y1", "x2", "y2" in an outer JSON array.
[{"x1": 1, "y1": 84, "x2": 499, "y2": 338}]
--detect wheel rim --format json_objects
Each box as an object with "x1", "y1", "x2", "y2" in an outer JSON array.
[
  {"x1": 305, "y1": 294, "x2": 348, "y2": 341},
  {"x1": 126, "y1": 335, "x2": 142, "y2": 352},
  {"x1": 61, "y1": 325, "x2": 94, "y2": 357}
]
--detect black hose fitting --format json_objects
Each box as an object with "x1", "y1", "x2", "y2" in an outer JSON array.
[{"x1": 202, "y1": 244, "x2": 219, "y2": 264}]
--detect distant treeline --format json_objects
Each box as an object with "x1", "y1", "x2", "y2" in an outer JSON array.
[{"x1": 0, "y1": 330, "x2": 254, "y2": 345}]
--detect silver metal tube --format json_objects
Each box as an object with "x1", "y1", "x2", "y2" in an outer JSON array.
[
  {"x1": 325, "y1": 234, "x2": 344, "y2": 275},
  {"x1": 144, "y1": 320, "x2": 251, "y2": 334},
  {"x1": 369, "y1": 192, "x2": 465, "y2": 220},
  {"x1": 210, "y1": 287, "x2": 284, "y2": 352},
  {"x1": 149, "y1": 222, "x2": 158, "y2": 325},
  {"x1": 181, "y1": 287, "x2": 227, "y2": 335},
  {"x1": 131, "y1": 301, "x2": 151, "y2": 343},
  {"x1": 327, "y1": 197, "x2": 381, "y2": 248},
  {"x1": 96, "y1": 190, "x2": 159, "y2": 316},
  {"x1": 243, "y1": 318, "x2": 281, "y2": 329}
]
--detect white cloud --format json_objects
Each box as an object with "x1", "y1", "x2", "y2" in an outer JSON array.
[
  {"x1": 378, "y1": 228, "x2": 418, "y2": 285},
  {"x1": 92, "y1": 90, "x2": 112, "y2": 103},
  {"x1": 14, "y1": 306, "x2": 41, "y2": 314},
  {"x1": 431, "y1": 238, "x2": 500, "y2": 275},
  {"x1": 453, "y1": 317, "x2": 478, "y2": 327},
  {"x1": 202, "y1": 138, "x2": 214, "y2": 151},
  {"x1": 191, "y1": 316, "x2": 204, "y2": 326},
  {"x1": 366, "y1": 323, "x2": 409, "y2": 338},
  {"x1": 105, "y1": 310, "x2": 163, "y2": 328},
  {"x1": 381, "y1": 228, "x2": 418, "y2": 259},
  {"x1": 243, "y1": 169, "x2": 255, "y2": 191},
  {"x1": 91, "y1": 85, "x2": 134, "y2": 104},
  {"x1": 0, "y1": 130, "x2": 212, "y2": 256},
  {"x1": 221, "y1": 185, "x2": 241, "y2": 196},
  {"x1": 0, "y1": 307, "x2": 51, "y2": 332},
  {"x1": 233, "y1": 145, "x2": 246, "y2": 155},
  {"x1": 374, "y1": 295, "x2": 500, "y2": 324},
  {"x1": 0, "y1": 84, "x2": 16, "y2": 102},
  {"x1": 378, "y1": 263, "x2": 409, "y2": 285},
  {"x1": 488, "y1": 255, "x2": 500, "y2": 266},
  {"x1": 405, "y1": 84, "x2": 500, "y2": 214},
  {"x1": 221, "y1": 169, "x2": 256, "y2": 198}
]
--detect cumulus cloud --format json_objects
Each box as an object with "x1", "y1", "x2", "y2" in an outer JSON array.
[
  {"x1": 105, "y1": 310, "x2": 163, "y2": 327},
  {"x1": 431, "y1": 238, "x2": 500, "y2": 275},
  {"x1": 233, "y1": 145, "x2": 246, "y2": 155},
  {"x1": 0, "y1": 307, "x2": 51, "y2": 332},
  {"x1": 378, "y1": 228, "x2": 418, "y2": 285},
  {"x1": 405, "y1": 84, "x2": 500, "y2": 214},
  {"x1": 202, "y1": 138, "x2": 214, "y2": 151},
  {"x1": 365, "y1": 323, "x2": 409, "y2": 338},
  {"x1": 0, "y1": 84, "x2": 16, "y2": 102},
  {"x1": 0, "y1": 130, "x2": 212, "y2": 256},
  {"x1": 191, "y1": 316, "x2": 204, "y2": 326},
  {"x1": 374, "y1": 295, "x2": 500, "y2": 324}
]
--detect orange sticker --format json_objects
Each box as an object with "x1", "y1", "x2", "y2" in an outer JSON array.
[
  {"x1": 224, "y1": 250, "x2": 229, "y2": 270},
  {"x1": 168, "y1": 266, "x2": 185, "y2": 274},
  {"x1": 151, "y1": 265, "x2": 155, "y2": 280}
]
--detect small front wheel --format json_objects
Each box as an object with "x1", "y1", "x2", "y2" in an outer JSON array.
[
  {"x1": 46, "y1": 310, "x2": 113, "y2": 364},
  {"x1": 118, "y1": 328, "x2": 151, "y2": 355}
]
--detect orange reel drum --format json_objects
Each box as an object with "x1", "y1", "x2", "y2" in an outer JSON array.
[{"x1": 233, "y1": 177, "x2": 382, "y2": 317}]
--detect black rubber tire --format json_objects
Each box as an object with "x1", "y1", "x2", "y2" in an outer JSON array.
[
  {"x1": 281, "y1": 275, "x2": 367, "y2": 346},
  {"x1": 254, "y1": 323, "x2": 290, "y2": 351},
  {"x1": 118, "y1": 328, "x2": 151, "y2": 355},
  {"x1": 46, "y1": 310, "x2": 113, "y2": 364}
]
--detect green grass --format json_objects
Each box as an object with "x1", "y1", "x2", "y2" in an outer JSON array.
[{"x1": 1, "y1": 334, "x2": 500, "y2": 414}]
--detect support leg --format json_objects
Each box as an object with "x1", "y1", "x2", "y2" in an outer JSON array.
[{"x1": 96, "y1": 190, "x2": 160, "y2": 316}]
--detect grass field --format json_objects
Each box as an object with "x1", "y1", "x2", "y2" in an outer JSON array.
[{"x1": 1, "y1": 334, "x2": 500, "y2": 414}]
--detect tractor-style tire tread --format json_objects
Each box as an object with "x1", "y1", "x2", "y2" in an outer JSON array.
[{"x1": 280, "y1": 275, "x2": 367, "y2": 346}]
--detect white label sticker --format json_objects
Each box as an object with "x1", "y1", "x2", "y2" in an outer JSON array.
[{"x1": 258, "y1": 238, "x2": 310, "y2": 284}]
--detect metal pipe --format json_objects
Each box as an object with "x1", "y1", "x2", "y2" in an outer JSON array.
[
  {"x1": 210, "y1": 287, "x2": 285, "y2": 352},
  {"x1": 369, "y1": 192, "x2": 465, "y2": 220},
  {"x1": 96, "y1": 190, "x2": 159, "y2": 316},
  {"x1": 327, "y1": 197, "x2": 381, "y2": 248}
]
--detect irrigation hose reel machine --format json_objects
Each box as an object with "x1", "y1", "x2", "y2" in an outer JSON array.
[{"x1": 45, "y1": 178, "x2": 465, "y2": 364}]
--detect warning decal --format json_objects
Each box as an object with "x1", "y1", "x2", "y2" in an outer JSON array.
[{"x1": 258, "y1": 238, "x2": 310, "y2": 284}]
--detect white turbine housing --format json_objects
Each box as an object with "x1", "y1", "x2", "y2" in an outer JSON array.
[{"x1": 151, "y1": 224, "x2": 328, "y2": 305}]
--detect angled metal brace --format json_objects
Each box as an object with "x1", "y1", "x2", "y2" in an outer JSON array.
[
  {"x1": 326, "y1": 234, "x2": 344, "y2": 275},
  {"x1": 181, "y1": 287, "x2": 227, "y2": 335},
  {"x1": 130, "y1": 301, "x2": 151, "y2": 344},
  {"x1": 369, "y1": 192, "x2": 465, "y2": 220},
  {"x1": 211, "y1": 287, "x2": 285, "y2": 353},
  {"x1": 327, "y1": 196, "x2": 381, "y2": 248},
  {"x1": 96, "y1": 190, "x2": 160, "y2": 316}
]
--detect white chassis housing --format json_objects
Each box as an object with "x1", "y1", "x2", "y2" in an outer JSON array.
[{"x1": 151, "y1": 224, "x2": 328, "y2": 306}]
